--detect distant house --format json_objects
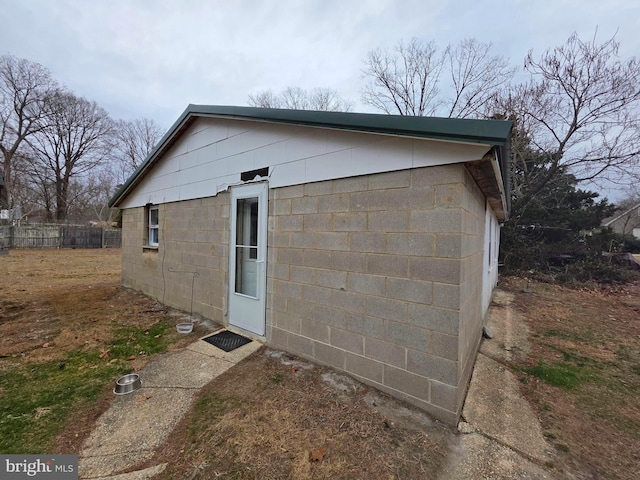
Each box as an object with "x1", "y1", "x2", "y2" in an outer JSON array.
[
  {"x1": 109, "y1": 105, "x2": 512, "y2": 424},
  {"x1": 603, "y1": 202, "x2": 640, "y2": 240}
]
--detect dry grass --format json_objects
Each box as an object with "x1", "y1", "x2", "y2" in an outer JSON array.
[
  {"x1": 0, "y1": 249, "x2": 205, "y2": 453},
  {"x1": 502, "y1": 277, "x2": 640, "y2": 480},
  {"x1": 149, "y1": 351, "x2": 452, "y2": 480},
  {"x1": 0, "y1": 249, "x2": 200, "y2": 363}
]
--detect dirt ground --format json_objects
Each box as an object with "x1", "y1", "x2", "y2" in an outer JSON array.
[
  {"x1": 0, "y1": 249, "x2": 204, "y2": 453},
  {"x1": 149, "y1": 350, "x2": 454, "y2": 480},
  {"x1": 2, "y1": 250, "x2": 639, "y2": 479},
  {"x1": 0, "y1": 249, "x2": 200, "y2": 361},
  {"x1": 500, "y1": 277, "x2": 640, "y2": 480}
]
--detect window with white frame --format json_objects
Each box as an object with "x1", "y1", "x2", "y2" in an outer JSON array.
[{"x1": 148, "y1": 206, "x2": 159, "y2": 247}]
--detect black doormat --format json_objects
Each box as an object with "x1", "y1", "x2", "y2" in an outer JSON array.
[{"x1": 202, "y1": 330, "x2": 252, "y2": 352}]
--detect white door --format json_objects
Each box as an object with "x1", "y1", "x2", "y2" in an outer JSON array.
[{"x1": 229, "y1": 183, "x2": 267, "y2": 336}]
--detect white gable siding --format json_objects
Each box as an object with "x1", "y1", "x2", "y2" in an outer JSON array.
[{"x1": 120, "y1": 117, "x2": 491, "y2": 209}]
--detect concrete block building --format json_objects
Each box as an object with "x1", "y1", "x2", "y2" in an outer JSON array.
[{"x1": 109, "y1": 105, "x2": 512, "y2": 424}]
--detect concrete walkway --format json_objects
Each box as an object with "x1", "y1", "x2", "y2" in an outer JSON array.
[
  {"x1": 78, "y1": 290, "x2": 557, "y2": 479},
  {"x1": 78, "y1": 331, "x2": 262, "y2": 480},
  {"x1": 439, "y1": 290, "x2": 557, "y2": 479}
]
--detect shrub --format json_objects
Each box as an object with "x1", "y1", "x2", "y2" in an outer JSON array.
[{"x1": 501, "y1": 225, "x2": 639, "y2": 285}]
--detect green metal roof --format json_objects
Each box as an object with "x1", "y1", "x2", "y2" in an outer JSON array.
[
  {"x1": 109, "y1": 105, "x2": 512, "y2": 207},
  {"x1": 184, "y1": 105, "x2": 512, "y2": 144}
]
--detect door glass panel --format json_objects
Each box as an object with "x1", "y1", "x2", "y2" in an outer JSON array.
[
  {"x1": 235, "y1": 247, "x2": 258, "y2": 296},
  {"x1": 236, "y1": 198, "x2": 258, "y2": 249},
  {"x1": 235, "y1": 197, "x2": 259, "y2": 297}
]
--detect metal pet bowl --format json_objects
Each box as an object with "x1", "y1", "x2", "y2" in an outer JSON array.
[
  {"x1": 114, "y1": 373, "x2": 142, "y2": 395},
  {"x1": 176, "y1": 322, "x2": 193, "y2": 334}
]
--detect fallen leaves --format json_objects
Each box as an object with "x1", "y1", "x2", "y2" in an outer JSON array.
[
  {"x1": 309, "y1": 447, "x2": 327, "y2": 463},
  {"x1": 98, "y1": 348, "x2": 110, "y2": 359}
]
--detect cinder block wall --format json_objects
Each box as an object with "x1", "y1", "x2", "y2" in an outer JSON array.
[
  {"x1": 121, "y1": 194, "x2": 230, "y2": 323},
  {"x1": 457, "y1": 169, "x2": 488, "y2": 411},
  {"x1": 121, "y1": 207, "x2": 159, "y2": 295},
  {"x1": 120, "y1": 163, "x2": 488, "y2": 424},
  {"x1": 266, "y1": 164, "x2": 486, "y2": 424}
]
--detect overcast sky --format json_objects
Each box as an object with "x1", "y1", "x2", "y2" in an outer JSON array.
[{"x1": 1, "y1": 0, "x2": 638, "y2": 198}]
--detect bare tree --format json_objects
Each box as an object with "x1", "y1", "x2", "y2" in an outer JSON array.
[
  {"x1": 362, "y1": 37, "x2": 513, "y2": 118},
  {"x1": 7, "y1": 151, "x2": 53, "y2": 220},
  {"x1": 55, "y1": 163, "x2": 123, "y2": 224},
  {"x1": 310, "y1": 88, "x2": 354, "y2": 112},
  {"x1": 112, "y1": 117, "x2": 163, "y2": 182},
  {"x1": 280, "y1": 87, "x2": 311, "y2": 109},
  {"x1": 446, "y1": 39, "x2": 516, "y2": 118},
  {"x1": 248, "y1": 89, "x2": 283, "y2": 108},
  {"x1": 248, "y1": 86, "x2": 353, "y2": 112},
  {"x1": 496, "y1": 32, "x2": 640, "y2": 209},
  {"x1": 84, "y1": 166, "x2": 121, "y2": 224},
  {"x1": 0, "y1": 55, "x2": 57, "y2": 209},
  {"x1": 362, "y1": 38, "x2": 446, "y2": 116},
  {"x1": 28, "y1": 91, "x2": 114, "y2": 221}
]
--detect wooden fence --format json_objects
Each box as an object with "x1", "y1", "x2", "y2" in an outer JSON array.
[{"x1": 0, "y1": 225, "x2": 121, "y2": 249}]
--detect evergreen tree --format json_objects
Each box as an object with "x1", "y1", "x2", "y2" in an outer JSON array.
[{"x1": 501, "y1": 140, "x2": 616, "y2": 272}]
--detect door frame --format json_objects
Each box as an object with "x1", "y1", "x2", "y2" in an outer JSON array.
[{"x1": 228, "y1": 182, "x2": 268, "y2": 336}]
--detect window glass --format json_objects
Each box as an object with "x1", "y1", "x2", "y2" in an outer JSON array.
[
  {"x1": 148, "y1": 207, "x2": 159, "y2": 246},
  {"x1": 150, "y1": 208, "x2": 159, "y2": 226}
]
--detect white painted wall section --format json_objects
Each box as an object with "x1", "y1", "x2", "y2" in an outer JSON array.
[
  {"x1": 120, "y1": 117, "x2": 492, "y2": 209},
  {"x1": 482, "y1": 201, "x2": 500, "y2": 316}
]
